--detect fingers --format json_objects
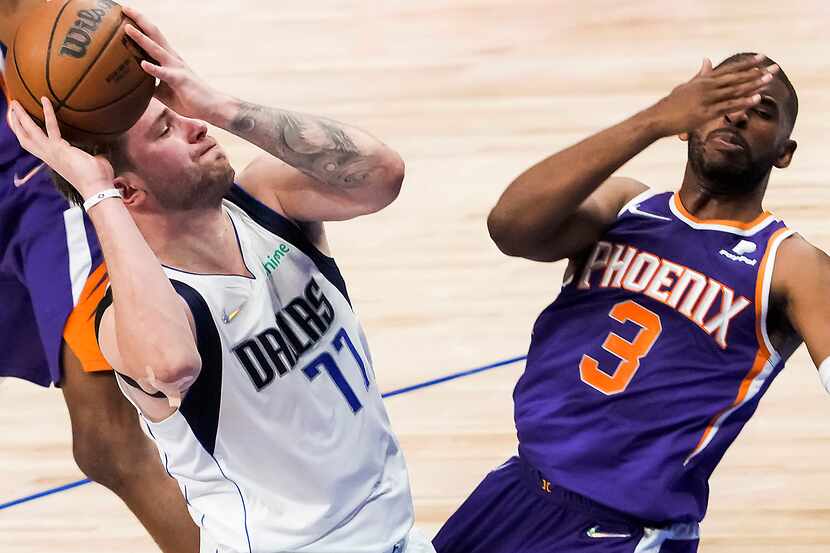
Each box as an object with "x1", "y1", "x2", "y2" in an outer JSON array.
[
  {"x1": 125, "y1": 23, "x2": 176, "y2": 67},
  {"x1": 712, "y1": 94, "x2": 762, "y2": 116},
  {"x1": 9, "y1": 101, "x2": 45, "y2": 146},
  {"x1": 140, "y1": 59, "x2": 176, "y2": 83},
  {"x1": 710, "y1": 53, "x2": 766, "y2": 77},
  {"x1": 698, "y1": 58, "x2": 713, "y2": 77},
  {"x1": 7, "y1": 102, "x2": 33, "y2": 146},
  {"x1": 41, "y1": 97, "x2": 62, "y2": 140},
  {"x1": 706, "y1": 72, "x2": 772, "y2": 106},
  {"x1": 122, "y1": 5, "x2": 179, "y2": 56},
  {"x1": 715, "y1": 64, "x2": 778, "y2": 89}
]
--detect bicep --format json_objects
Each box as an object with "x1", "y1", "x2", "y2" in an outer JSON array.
[
  {"x1": 97, "y1": 306, "x2": 124, "y2": 374},
  {"x1": 238, "y1": 155, "x2": 381, "y2": 223},
  {"x1": 97, "y1": 297, "x2": 199, "y2": 383},
  {"x1": 778, "y1": 237, "x2": 830, "y2": 366},
  {"x1": 527, "y1": 177, "x2": 648, "y2": 262}
]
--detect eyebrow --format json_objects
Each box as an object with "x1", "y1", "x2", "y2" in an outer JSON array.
[{"x1": 147, "y1": 108, "x2": 170, "y2": 138}]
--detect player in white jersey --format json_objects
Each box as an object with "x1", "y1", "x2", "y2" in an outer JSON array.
[{"x1": 8, "y1": 7, "x2": 434, "y2": 553}]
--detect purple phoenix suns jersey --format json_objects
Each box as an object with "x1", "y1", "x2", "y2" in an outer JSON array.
[{"x1": 514, "y1": 189, "x2": 795, "y2": 524}]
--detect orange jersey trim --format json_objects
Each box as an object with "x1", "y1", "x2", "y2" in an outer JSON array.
[
  {"x1": 685, "y1": 226, "x2": 790, "y2": 462},
  {"x1": 672, "y1": 193, "x2": 773, "y2": 231},
  {"x1": 63, "y1": 263, "x2": 112, "y2": 373}
]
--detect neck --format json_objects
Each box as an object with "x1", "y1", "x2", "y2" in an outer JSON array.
[
  {"x1": 678, "y1": 162, "x2": 770, "y2": 222},
  {"x1": 132, "y1": 205, "x2": 249, "y2": 276}
]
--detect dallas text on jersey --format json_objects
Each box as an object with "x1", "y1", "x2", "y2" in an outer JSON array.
[{"x1": 232, "y1": 277, "x2": 335, "y2": 390}]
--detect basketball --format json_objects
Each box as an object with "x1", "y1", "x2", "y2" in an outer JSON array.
[{"x1": 4, "y1": 0, "x2": 155, "y2": 140}]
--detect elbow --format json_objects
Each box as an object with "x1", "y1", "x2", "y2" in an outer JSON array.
[
  {"x1": 150, "y1": 349, "x2": 202, "y2": 387},
  {"x1": 487, "y1": 206, "x2": 525, "y2": 257},
  {"x1": 382, "y1": 150, "x2": 405, "y2": 202},
  {"x1": 367, "y1": 150, "x2": 405, "y2": 213}
]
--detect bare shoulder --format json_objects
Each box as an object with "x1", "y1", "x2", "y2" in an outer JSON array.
[
  {"x1": 585, "y1": 176, "x2": 650, "y2": 220},
  {"x1": 773, "y1": 233, "x2": 830, "y2": 292},
  {"x1": 236, "y1": 155, "x2": 331, "y2": 255},
  {"x1": 236, "y1": 155, "x2": 292, "y2": 217},
  {"x1": 606, "y1": 176, "x2": 650, "y2": 206}
]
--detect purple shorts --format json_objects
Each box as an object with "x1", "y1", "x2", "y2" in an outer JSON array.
[
  {"x1": 433, "y1": 456, "x2": 700, "y2": 553},
  {"x1": 1, "y1": 43, "x2": 105, "y2": 387},
  {"x1": 0, "y1": 161, "x2": 104, "y2": 387}
]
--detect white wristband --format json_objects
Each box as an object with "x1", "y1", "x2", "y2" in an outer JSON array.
[{"x1": 83, "y1": 188, "x2": 122, "y2": 212}]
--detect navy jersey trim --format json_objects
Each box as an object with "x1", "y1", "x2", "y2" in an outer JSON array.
[
  {"x1": 171, "y1": 280, "x2": 224, "y2": 457},
  {"x1": 224, "y1": 183, "x2": 352, "y2": 307}
]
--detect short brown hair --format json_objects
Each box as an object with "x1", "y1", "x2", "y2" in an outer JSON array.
[{"x1": 51, "y1": 135, "x2": 133, "y2": 206}]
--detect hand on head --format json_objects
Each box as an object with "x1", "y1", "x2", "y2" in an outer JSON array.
[
  {"x1": 123, "y1": 5, "x2": 227, "y2": 122},
  {"x1": 8, "y1": 96, "x2": 115, "y2": 200},
  {"x1": 649, "y1": 53, "x2": 779, "y2": 139}
]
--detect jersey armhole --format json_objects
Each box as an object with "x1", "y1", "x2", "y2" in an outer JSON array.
[
  {"x1": 616, "y1": 188, "x2": 663, "y2": 218},
  {"x1": 225, "y1": 183, "x2": 352, "y2": 307},
  {"x1": 755, "y1": 227, "x2": 796, "y2": 359}
]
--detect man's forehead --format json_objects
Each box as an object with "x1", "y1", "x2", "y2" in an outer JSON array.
[{"x1": 125, "y1": 98, "x2": 167, "y2": 137}]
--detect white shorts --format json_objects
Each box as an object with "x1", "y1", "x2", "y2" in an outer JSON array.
[{"x1": 199, "y1": 526, "x2": 436, "y2": 553}]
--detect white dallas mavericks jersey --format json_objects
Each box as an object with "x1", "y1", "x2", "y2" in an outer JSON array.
[{"x1": 132, "y1": 185, "x2": 414, "y2": 553}]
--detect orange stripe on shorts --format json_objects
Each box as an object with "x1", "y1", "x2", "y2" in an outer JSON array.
[{"x1": 63, "y1": 263, "x2": 112, "y2": 373}]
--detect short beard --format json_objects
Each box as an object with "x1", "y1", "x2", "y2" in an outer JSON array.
[
  {"x1": 153, "y1": 162, "x2": 236, "y2": 211},
  {"x1": 688, "y1": 133, "x2": 772, "y2": 197}
]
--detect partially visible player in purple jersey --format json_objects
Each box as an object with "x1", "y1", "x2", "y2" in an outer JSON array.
[
  {"x1": 0, "y1": 2, "x2": 197, "y2": 551},
  {"x1": 435, "y1": 54, "x2": 829, "y2": 552}
]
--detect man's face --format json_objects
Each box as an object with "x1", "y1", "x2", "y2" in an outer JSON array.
[
  {"x1": 122, "y1": 99, "x2": 234, "y2": 210},
  {"x1": 688, "y1": 69, "x2": 795, "y2": 195}
]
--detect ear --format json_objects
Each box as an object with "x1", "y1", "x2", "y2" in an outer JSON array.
[
  {"x1": 774, "y1": 139, "x2": 797, "y2": 169},
  {"x1": 113, "y1": 174, "x2": 144, "y2": 208},
  {"x1": 678, "y1": 132, "x2": 689, "y2": 142}
]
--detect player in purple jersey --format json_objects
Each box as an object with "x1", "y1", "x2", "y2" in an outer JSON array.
[
  {"x1": 434, "y1": 54, "x2": 829, "y2": 552},
  {"x1": 0, "y1": 2, "x2": 198, "y2": 551}
]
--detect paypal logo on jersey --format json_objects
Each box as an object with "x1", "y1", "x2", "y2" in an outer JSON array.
[{"x1": 719, "y1": 240, "x2": 758, "y2": 266}]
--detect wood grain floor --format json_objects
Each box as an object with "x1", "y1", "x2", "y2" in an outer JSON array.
[{"x1": 2, "y1": 0, "x2": 830, "y2": 551}]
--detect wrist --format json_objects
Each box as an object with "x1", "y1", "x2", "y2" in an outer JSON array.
[
  {"x1": 202, "y1": 92, "x2": 239, "y2": 128},
  {"x1": 633, "y1": 104, "x2": 673, "y2": 142},
  {"x1": 82, "y1": 188, "x2": 123, "y2": 212}
]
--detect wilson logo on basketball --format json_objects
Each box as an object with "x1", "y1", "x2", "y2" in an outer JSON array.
[{"x1": 59, "y1": 0, "x2": 118, "y2": 59}]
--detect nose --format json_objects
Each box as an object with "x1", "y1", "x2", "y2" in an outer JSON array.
[
  {"x1": 184, "y1": 117, "x2": 208, "y2": 143},
  {"x1": 724, "y1": 109, "x2": 748, "y2": 129}
]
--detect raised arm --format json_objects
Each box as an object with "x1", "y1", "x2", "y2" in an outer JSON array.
[
  {"x1": 122, "y1": 7, "x2": 403, "y2": 223},
  {"x1": 489, "y1": 55, "x2": 778, "y2": 262},
  {"x1": 8, "y1": 98, "x2": 200, "y2": 405}
]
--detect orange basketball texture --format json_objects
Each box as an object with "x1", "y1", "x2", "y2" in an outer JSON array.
[{"x1": 5, "y1": 0, "x2": 155, "y2": 140}]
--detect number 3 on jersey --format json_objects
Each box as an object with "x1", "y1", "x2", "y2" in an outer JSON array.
[{"x1": 579, "y1": 300, "x2": 662, "y2": 395}]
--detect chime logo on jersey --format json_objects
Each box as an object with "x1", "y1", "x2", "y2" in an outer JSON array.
[
  {"x1": 233, "y1": 277, "x2": 335, "y2": 390},
  {"x1": 577, "y1": 241, "x2": 751, "y2": 349},
  {"x1": 262, "y1": 243, "x2": 291, "y2": 276}
]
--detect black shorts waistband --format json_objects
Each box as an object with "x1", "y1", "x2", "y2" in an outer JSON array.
[{"x1": 515, "y1": 454, "x2": 665, "y2": 529}]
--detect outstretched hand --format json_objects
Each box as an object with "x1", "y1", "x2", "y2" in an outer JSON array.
[
  {"x1": 123, "y1": 5, "x2": 226, "y2": 121},
  {"x1": 648, "y1": 53, "x2": 779, "y2": 138},
  {"x1": 8, "y1": 98, "x2": 114, "y2": 200}
]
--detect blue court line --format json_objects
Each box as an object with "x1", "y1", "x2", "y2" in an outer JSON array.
[{"x1": 0, "y1": 354, "x2": 527, "y2": 512}]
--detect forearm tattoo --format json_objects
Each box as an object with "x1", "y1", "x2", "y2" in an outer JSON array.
[{"x1": 229, "y1": 102, "x2": 381, "y2": 188}]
